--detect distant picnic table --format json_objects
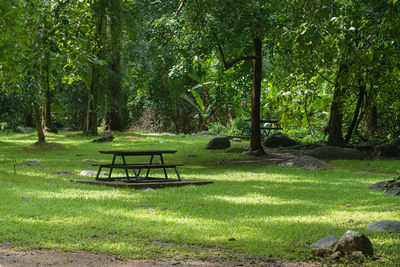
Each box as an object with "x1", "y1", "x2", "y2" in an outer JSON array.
[
  {"x1": 240, "y1": 119, "x2": 282, "y2": 137},
  {"x1": 94, "y1": 150, "x2": 183, "y2": 182}
]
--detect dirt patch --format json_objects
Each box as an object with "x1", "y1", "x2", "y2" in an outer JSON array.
[
  {"x1": 23, "y1": 142, "x2": 64, "y2": 151},
  {"x1": 0, "y1": 243, "x2": 321, "y2": 267}
]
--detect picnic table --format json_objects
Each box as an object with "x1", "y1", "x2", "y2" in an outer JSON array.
[
  {"x1": 241, "y1": 119, "x2": 282, "y2": 137},
  {"x1": 94, "y1": 150, "x2": 183, "y2": 182}
]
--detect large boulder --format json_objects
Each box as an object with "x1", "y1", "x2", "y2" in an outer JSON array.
[
  {"x1": 206, "y1": 136, "x2": 231, "y2": 150},
  {"x1": 305, "y1": 146, "x2": 362, "y2": 160},
  {"x1": 279, "y1": 156, "x2": 328, "y2": 170},
  {"x1": 356, "y1": 140, "x2": 382, "y2": 151},
  {"x1": 332, "y1": 230, "x2": 373, "y2": 257},
  {"x1": 263, "y1": 132, "x2": 298, "y2": 148}
]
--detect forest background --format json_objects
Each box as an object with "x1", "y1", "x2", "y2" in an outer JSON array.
[{"x1": 1, "y1": 0, "x2": 400, "y2": 150}]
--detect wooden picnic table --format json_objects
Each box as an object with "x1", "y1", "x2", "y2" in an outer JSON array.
[
  {"x1": 241, "y1": 119, "x2": 282, "y2": 137},
  {"x1": 94, "y1": 150, "x2": 183, "y2": 182}
]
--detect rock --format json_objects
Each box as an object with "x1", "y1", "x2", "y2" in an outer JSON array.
[
  {"x1": 23, "y1": 160, "x2": 41, "y2": 166},
  {"x1": 82, "y1": 159, "x2": 98, "y2": 162},
  {"x1": 374, "y1": 144, "x2": 398, "y2": 157},
  {"x1": 51, "y1": 171, "x2": 74, "y2": 175},
  {"x1": 80, "y1": 170, "x2": 108, "y2": 177},
  {"x1": 369, "y1": 181, "x2": 394, "y2": 191},
  {"x1": 384, "y1": 187, "x2": 400, "y2": 196},
  {"x1": 356, "y1": 140, "x2": 382, "y2": 151},
  {"x1": 143, "y1": 188, "x2": 154, "y2": 192},
  {"x1": 350, "y1": 251, "x2": 366, "y2": 261},
  {"x1": 160, "y1": 133, "x2": 175, "y2": 136},
  {"x1": 190, "y1": 133, "x2": 200, "y2": 137},
  {"x1": 331, "y1": 251, "x2": 343, "y2": 259},
  {"x1": 312, "y1": 248, "x2": 331, "y2": 257},
  {"x1": 92, "y1": 132, "x2": 114, "y2": 143},
  {"x1": 279, "y1": 156, "x2": 328, "y2": 170},
  {"x1": 21, "y1": 195, "x2": 30, "y2": 200},
  {"x1": 367, "y1": 221, "x2": 400, "y2": 233},
  {"x1": 263, "y1": 132, "x2": 298, "y2": 148},
  {"x1": 199, "y1": 131, "x2": 217, "y2": 136},
  {"x1": 206, "y1": 136, "x2": 231, "y2": 150},
  {"x1": 15, "y1": 127, "x2": 33, "y2": 134},
  {"x1": 224, "y1": 146, "x2": 248, "y2": 153},
  {"x1": 311, "y1": 235, "x2": 339, "y2": 249},
  {"x1": 305, "y1": 146, "x2": 362, "y2": 160},
  {"x1": 278, "y1": 153, "x2": 295, "y2": 159},
  {"x1": 185, "y1": 154, "x2": 198, "y2": 158},
  {"x1": 332, "y1": 230, "x2": 373, "y2": 257},
  {"x1": 232, "y1": 138, "x2": 242, "y2": 142}
]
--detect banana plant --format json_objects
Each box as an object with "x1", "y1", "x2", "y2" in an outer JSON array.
[{"x1": 184, "y1": 82, "x2": 217, "y2": 131}]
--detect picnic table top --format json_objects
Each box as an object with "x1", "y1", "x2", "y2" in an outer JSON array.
[{"x1": 99, "y1": 150, "x2": 177, "y2": 156}]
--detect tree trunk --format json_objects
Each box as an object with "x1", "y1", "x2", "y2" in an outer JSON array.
[
  {"x1": 34, "y1": 106, "x2": 45, "y2": 144},
  {"x1": 248, "y1": 37, "x2": 264, "y2": 155},
  {"x1": 104, "y1": 0, "x2": 123, "y2": 131},
  {"x1": 345, "y1": 83, "x2": 365, "y2": 144},
  {"x1": 41, "y1": 64, "x2": 58, "y2": 133},
  {"x1": 327, "y1": 63, "x2": 347, "y2": 146}
]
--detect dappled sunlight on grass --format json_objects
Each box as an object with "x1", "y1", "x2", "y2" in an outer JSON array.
[{"x1": 1, "y1": 131, "x2": 400, "y2": 264}]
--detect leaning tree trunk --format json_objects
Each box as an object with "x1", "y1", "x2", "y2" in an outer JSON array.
[
  {"x1": 248, "y1": 37, "x2": 264, "y2": 155},
  {"x1": 327, "y1": 63, "x2": 348, "y2": 146},
  {"x1": 34, "y1": 106, "x2": 45, "y2": 144},
  {"x1": 104, "y1": 0, "x2": 123, "y2": 131}
]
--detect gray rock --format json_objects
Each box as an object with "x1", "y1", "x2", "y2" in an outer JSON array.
[
  {"x1": 199, "y1": 131, "x2": 217, "y2": 136},
  {"x1": 232, "y1": 138, "x2": 242, "y2": 142},
  {"x1": 367, "y1": 221, "x2": 400, "y2": 233},
  {"x1": 279, "y1": 156, "x2": 328, "y2": 170},
  {"x1": 305, "y1": 146, "x2": 362, "y2": 160},
  {"x1": 206, "y1": 136, "x2": 231, "y2": 150},
  {"x1": 311, "y1": 248, "x2": 331, "y2": 257},
  {"x1": 15, "y1": 127, "x2": 33, "y2": 134},
  {"x1": 368, "y1": 181, "x2": 394, "y2": 191},
  {"x1": 263, "y1": 132, "x2": 298, "y2": 148},
  {"x1": 23, "y1": 160, "x2": 41, "y2": 166},
  {"x1": 51, "y1": 171, "x2": 74, "y2": 175},
  {"x1": 384, "y1": 187, "x2": 400, "y2": 196},
  {"x1": 278, "y1": 153, "x2": 295, "y2": 159},
  {"x1": 311, "y1": 235, "x2": 339, "y2": 249},
  {"x1": 160, "y1": 133, "x2": 175, "y2": 136},
  {"x1": 190, "y1": 133, "x2": 200, "y2": 137},
  {"x1": 82, "y1": 159, "x2": 98, "y2": 162},
  {"x1": 332, "y1": 230, "x2": 373, "y2": 257},
  {"x1": 80, "y1": 170, "x2": 108, "y2": 177},
  {"x1": 356, "y1": 140, "x2": 382, "y2": 151},
  {"x1": 21, "y1": 195, "x2": 30, "y2": 200},
  {"x1": 374, "y1": 144, "x2": 398, "y2": 157}
]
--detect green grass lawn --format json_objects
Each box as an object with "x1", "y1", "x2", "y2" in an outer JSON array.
[{"x1": 0, "y1": 131, "x2": 399, "y2": 266}]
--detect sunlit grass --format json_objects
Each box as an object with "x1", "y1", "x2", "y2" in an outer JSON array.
[{"x1": 0, "y1": 130, "x2": 399, "y2": 265}]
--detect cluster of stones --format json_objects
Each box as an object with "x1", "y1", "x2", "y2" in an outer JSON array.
[
  {"x1": 369, "y1": 178, "x2": 400, "y2": 196},
  {"x1": 311, "y1": 230, "x2": 373, "y2": 261}
]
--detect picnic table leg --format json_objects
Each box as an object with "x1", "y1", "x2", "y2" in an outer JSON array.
[
  {"x1": 95, "y1": 166, "x2": 103, "y2": 180},
  {"x1": 145, "y1": 155, "x2": 154, "y2": 178},
  {"x1": 121, "y1": 155, "x2": 130, "y2": 180},
  {"x1": 159, "y1": 154, "x2": 168, "y2": 179},
  {"x1": 108, "y1": 155, "x2": 116, "y2": 179},
  {"x1": 174, "y1": 167, "x2": 181, "y2": 181}
]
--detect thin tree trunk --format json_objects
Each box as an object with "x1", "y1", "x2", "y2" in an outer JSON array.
[
  {"x1": 327, "y1": 63, "x2": 347, "y2": 146},
  {"x1": 304, "y1": 94, "x2": 316, "y2": 143},
  {"x1": 345, "y1": 83, "x2": 365, "y2": 143},
  {"x1": 41, "y1": 64, "x2": 57, "y2": 133},
  {"x1": 34, "y1": 106, "x2": 45, "y2": 144},
  {"x1": 84, "y1": 14, "x2": 103, "y2": 136},
  {"x1": 248, "y1": 37, "x2": 264, "y2": 155}
]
